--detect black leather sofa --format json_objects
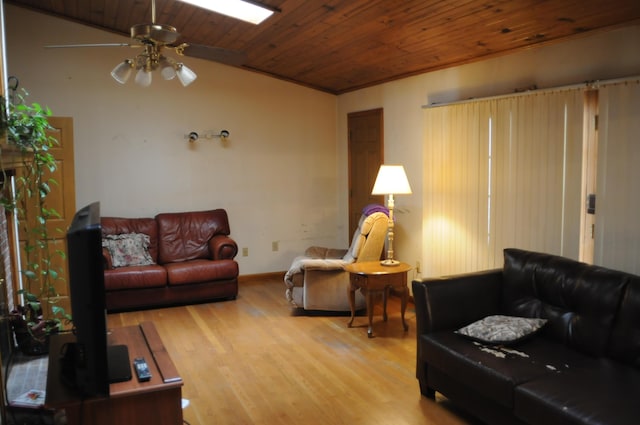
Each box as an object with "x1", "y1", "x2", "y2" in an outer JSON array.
[{"x1": 412, "y1": 248, "x2": 640, "y2": 425}]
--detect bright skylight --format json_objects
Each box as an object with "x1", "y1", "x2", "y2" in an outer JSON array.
[{"x1": 178, "y1": 0, "x2": 275, "y2": 25}]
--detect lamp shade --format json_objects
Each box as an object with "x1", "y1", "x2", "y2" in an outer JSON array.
[
  {"x1": 160, "y1": 57, "x2": 177, "y2": 80},
  {"x1": 371, "y1": 165, "x2": 412, "y2": 195},
  {"x1": 111, "y1": 60, "x2": 133, "y2": 84},
  {"x1": 176, "y1": 64, "x2": 197, "y2": 87},
  {"x1": 134, "y1": 68, "x2": 153, "y2": 87}
]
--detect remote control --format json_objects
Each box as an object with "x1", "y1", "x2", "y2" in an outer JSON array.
[{"x1": 133, "y1": 357, "x2": 152, "y2": 382}]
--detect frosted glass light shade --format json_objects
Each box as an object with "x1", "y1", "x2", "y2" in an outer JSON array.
[
  {"x1": 176, "y1": 64, "x2": 197, "y2": 87},
  {"x1": 111, "y1": 60, "x2": 133, "y2": 84},
  {"x1": 134, "y1": 68, "x2": 152, "y2": 87},
  {"x1": 160, "y1": 58, "x2": 176, "y2": 80},
  {"x1": 372, "y1": 165, "x2": 412, "y2": 195}
]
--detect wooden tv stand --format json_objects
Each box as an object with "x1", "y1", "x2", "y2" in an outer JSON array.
[{"x1": 46, "y1": 322, "x2": 183, "y2": 425}]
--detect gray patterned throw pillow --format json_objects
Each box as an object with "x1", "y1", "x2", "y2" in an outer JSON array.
[{"x1": 455, "y1": 315, "x2": 547, "y2": 345}]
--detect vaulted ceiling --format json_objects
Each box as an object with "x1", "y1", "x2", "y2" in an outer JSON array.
[{"x1": 7, "y1": 0, "x2": 640, "y2": 94}]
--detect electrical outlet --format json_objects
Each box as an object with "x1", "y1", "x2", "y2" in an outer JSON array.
[
  {"x1": 416, "y1": 260, "x2": 421, "y2": 274},
  {"x1": 242, "y1": 247, "x2": 249, "y2": 257},
  {"x1": 272, "y1": 241, "x2": 279, "y2": 252}
]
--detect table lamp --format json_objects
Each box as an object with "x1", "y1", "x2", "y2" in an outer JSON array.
[{"x1": 371, "y1": 165, "x2": 412, "y2": 266}]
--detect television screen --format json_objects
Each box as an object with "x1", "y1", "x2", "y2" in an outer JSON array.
[{"x1": 64, "y1": 202, "x2": 130, "y2": 397}]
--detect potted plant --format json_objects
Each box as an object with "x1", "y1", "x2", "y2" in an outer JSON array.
[
  {"x1": 1, "y1": 88, "x2": 71, "y2": 355},
  {"x1": 9, "y1": 291, "x2": 71, "y2": 355}
]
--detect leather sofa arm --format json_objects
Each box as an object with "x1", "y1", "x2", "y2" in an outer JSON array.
[
  {"x1": 209, "y1": 235, "x2": 238, "y2": 260},
  {"x1": 412, "y1": 269, "x2": 503, "y2": 335}
]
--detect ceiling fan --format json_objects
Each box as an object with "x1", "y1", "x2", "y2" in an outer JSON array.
[{"x1": 46, "y1": 0, "x2": 247, "y2": 87}]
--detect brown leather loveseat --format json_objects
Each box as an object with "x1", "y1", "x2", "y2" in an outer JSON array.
[{"x1": 101, "y1": 209, "x2": 239, "y2": 312}]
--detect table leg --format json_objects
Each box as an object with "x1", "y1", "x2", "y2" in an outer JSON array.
[
  {"x1": 366, "y1": 289, "x2": 375, "y2": 338},
  {"x1": 382, "y1": 287, "x2": 389, "y2": 322},
  {"x1": 400, "y1": 286, "x2": 409, "y2": 332},
  {"x1": 348, "y1": 278, "x2": 356, "y2": 328}
]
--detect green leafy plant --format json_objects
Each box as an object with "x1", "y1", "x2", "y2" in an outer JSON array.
[
  {"x1": 1, "y1": 89, "x2": 71, "y2": 351},
  {"x1": 10, "y1": 289, "x2": 72, "y2": 355},
  {"x1": 0, "y1": 96, "x2": 6, "y2": 139},
  {"x1": 18, "y1": 289, "x2": 72, "y2": 328}
]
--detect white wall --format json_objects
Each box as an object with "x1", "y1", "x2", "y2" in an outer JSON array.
[
  {"x1": 6, "y1": 4, "x2": 640, "y2": 278},
  {"x1": 5, "y1": 5, "x2": 338, "y2": 275},
  {"x1": 337, "y1": 25, "x2": 640, "y2": 280}
]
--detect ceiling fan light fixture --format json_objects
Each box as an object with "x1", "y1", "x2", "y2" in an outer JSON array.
[
  {"x1": 135, "y1": 68, "x2": 153, "y2": 87},
  {"x1": 178, "y1": 0, "x2": 276, "y2": 25},
  {"x1": 176, "y1": 63, "x2": 197, "y2": 87},
  {"x1": 159, "y1": 57, "x2": 177, "y2": 80},
  {"x1": 111, "y1": 52, "x2": 196, "y2": 87},
  {"x1": 111, "y1": 59, "x2": 134, "y2": 84}
]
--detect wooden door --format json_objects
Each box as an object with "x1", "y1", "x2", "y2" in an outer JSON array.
[
  {"x1": 14, "y1": 117, "x2": 76, "y2": 310},
  {"x1": 348, "y1": 109, "x2": 384, "y2": 238}
]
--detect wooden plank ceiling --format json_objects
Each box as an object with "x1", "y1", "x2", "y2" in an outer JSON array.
[{"x1": 7, "y1": 0, "x2": 640, "y2": 94}]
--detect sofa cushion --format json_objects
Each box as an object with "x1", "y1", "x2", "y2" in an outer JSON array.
[
  {"x1": 156, "y1": 210, "x2": 231, "y2": 264},
  {"x1": 165, "y1": 259, "x2": 239, "y2": 286},
  {"x1": 104, "y1": 265, "x2": 167, "y2": 290},
  {"x1": 422, "y1": 332, "x2": 553, "y2": 408},
  {"x1": 102, "y1": 233, "x2": 154, "y2": 268},
  {"x1": 502, "y1": 248, "x2": 627, "y2": 357},
  {"x1": 422, "y1": 330, "x2": 603, "y2": 409},
  {"x1": 514, "y1": 359, "x2": 640, "y2": 425},
  {"x1": 455, "y1": 315, "x2": 547, "y2": 345}
]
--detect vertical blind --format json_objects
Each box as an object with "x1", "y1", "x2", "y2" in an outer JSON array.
[
  {"x1": 423, "y1": 89, "x2": 584, "y2": 276},
  {"x1": 595, "y1": 80, "x2": 640, "y2": 274}
]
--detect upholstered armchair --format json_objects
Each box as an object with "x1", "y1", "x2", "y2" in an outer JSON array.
[{"x1": 284, "y1": 209, "x2": 389, "y2": 311}]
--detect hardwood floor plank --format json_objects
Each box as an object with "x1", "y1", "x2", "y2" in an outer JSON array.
[{"x1": 107, "y1": 276, "x2": 476, "y2": 425}]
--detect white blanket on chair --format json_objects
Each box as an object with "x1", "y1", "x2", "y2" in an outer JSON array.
[{"x1": 284, "y1": 256, "x2": 349, "y2": 288}]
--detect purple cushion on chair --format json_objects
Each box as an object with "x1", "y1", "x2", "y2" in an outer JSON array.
[{"x1": 362, "y1": 204, "x2": 389, "y2": 217}]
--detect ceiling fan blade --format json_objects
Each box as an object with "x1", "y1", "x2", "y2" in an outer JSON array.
[
  {"x1": 45, "y1": 43, "x2": 138, "y2": 49},
  {"x1": 177, "y1": 44, "x2": 247, "y2": 67}
]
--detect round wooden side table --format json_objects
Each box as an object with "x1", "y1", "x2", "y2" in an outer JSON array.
[{"x1": 345, "y1": 261, "x2": 411, "y2": 338}]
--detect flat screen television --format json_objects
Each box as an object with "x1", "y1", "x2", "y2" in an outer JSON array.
[{"x1": 64, "y1": 202, "x2": 131, "y2": 397}]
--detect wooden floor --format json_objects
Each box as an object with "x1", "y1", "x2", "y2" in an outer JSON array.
[{"x1": 107, "y1": 275, "x2": 478, "y2": 425}]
